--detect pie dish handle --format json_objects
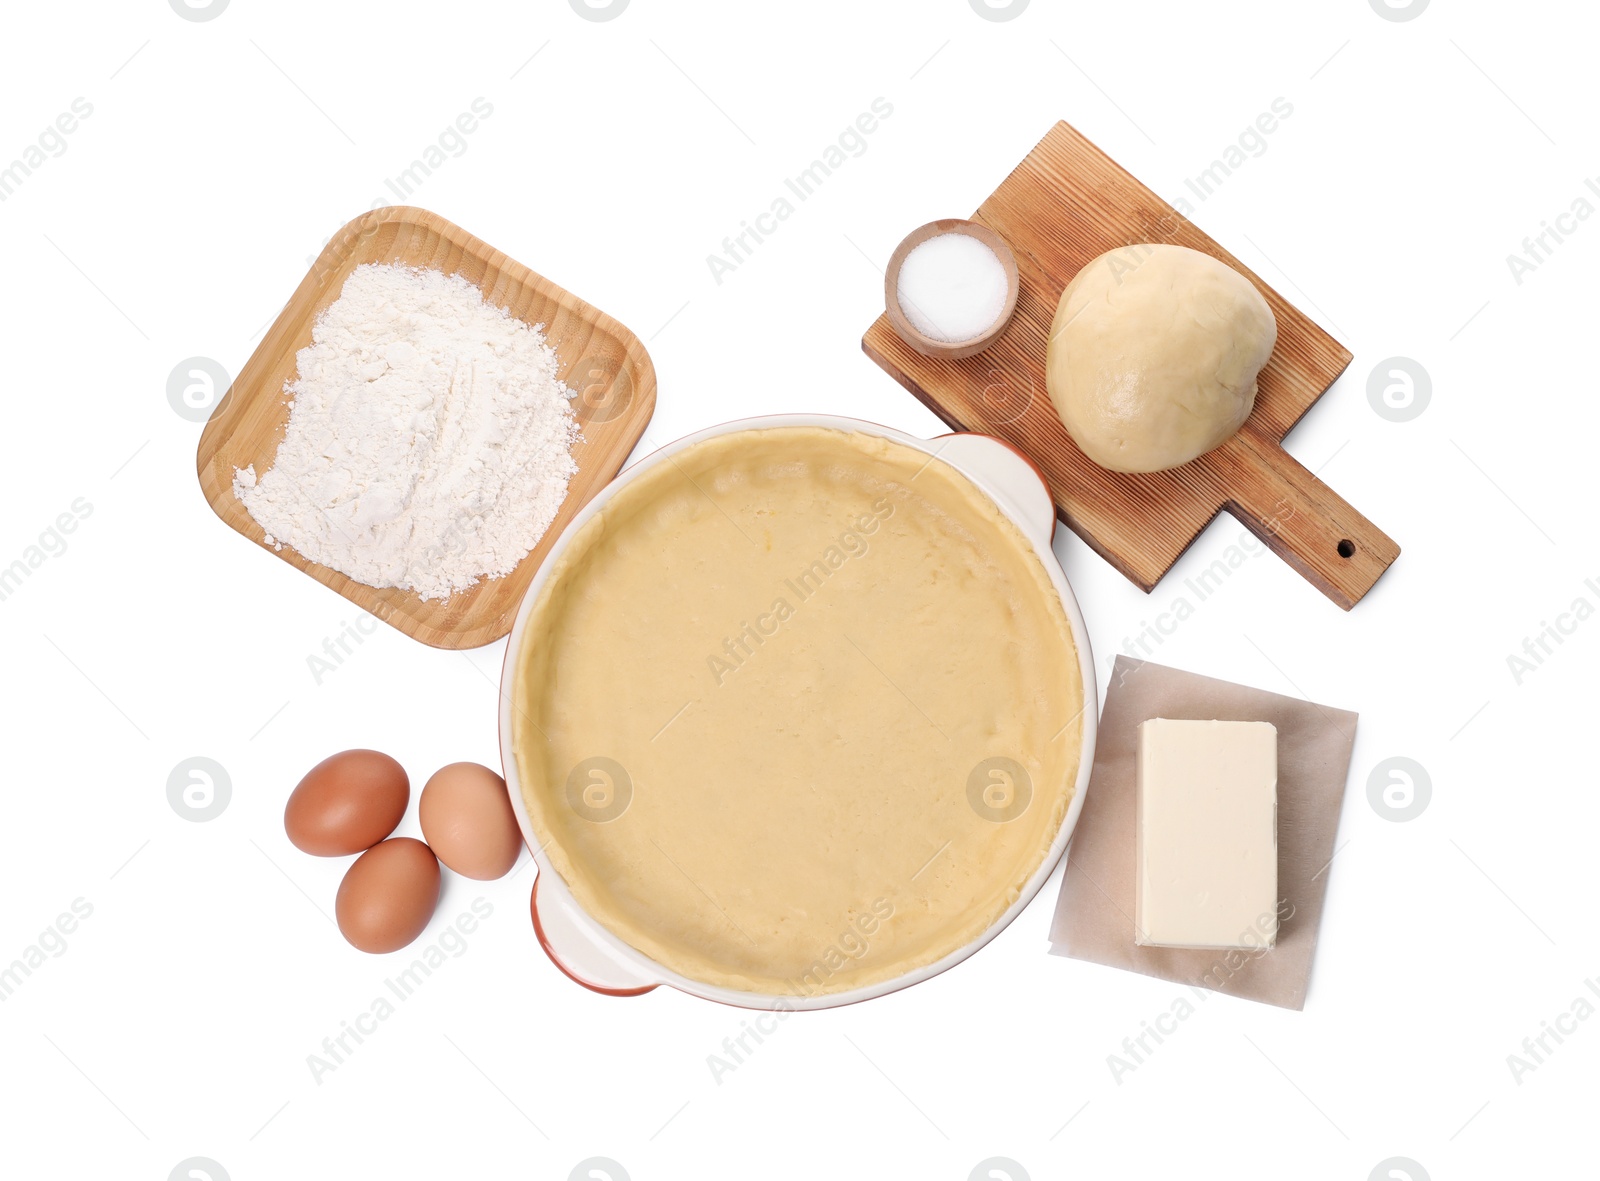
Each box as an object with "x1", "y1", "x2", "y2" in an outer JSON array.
[
  {"x1": 933, "y1": 432, "x2": 1057, "y2": 544},
  {"x1": 530, "y1": 875, "x2": 659, "y2": 997}
]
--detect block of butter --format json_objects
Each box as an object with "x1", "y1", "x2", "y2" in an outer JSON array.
[{"x1": 1135, "y1": 718, "x2": 1278, "y2": 950}]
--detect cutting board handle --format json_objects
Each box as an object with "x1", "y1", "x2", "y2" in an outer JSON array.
[{"x1": 1220, "y1": 432, "x2": 1400, "y2": 610}]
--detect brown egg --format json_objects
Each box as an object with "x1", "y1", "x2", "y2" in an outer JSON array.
[
  {"x1": 335, "y1": 838, "x2": 441, "y2": 953},
  {"x1": 419, "y1": 762, "x2": 524, "y2": 881},
  {"x1": 284, "y1": 750, "x2": 408, "y2": 856}
]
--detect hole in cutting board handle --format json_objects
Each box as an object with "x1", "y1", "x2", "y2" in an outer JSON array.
[{"x1": 1337, "y1": 539, "x2": 1356, "y2": 559}]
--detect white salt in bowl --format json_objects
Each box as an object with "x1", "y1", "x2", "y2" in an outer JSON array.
[{"x1": 884, "y1": 218, "x2": 1019, "y2": 359}]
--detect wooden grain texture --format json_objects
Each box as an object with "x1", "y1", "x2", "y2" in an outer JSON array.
[
  {"x1": 196, "y1": 206, "x2": 656, "y2": 649},
  {"x1": 863, "y1": 121, "x2": 1398, "y2": 609}
]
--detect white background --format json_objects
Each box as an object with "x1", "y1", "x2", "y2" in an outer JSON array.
[{"x1": 0, "y1": 1, "x2": 1592, "y2": 1178}]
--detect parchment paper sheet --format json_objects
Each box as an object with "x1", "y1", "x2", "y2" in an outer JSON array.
[{"x1": 1049, "y1": 656, "x2": 1358, "y2": 1010}]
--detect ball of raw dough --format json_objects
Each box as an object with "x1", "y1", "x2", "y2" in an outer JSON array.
[{"x1": 1046, "y1": 244, "x2": 1277, "y2": 473}]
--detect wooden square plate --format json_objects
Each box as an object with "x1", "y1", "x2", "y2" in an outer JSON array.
[
  {"x1": 862, "y1": 121, "x2": 1398, "y2": 609},
  {"x1": 197, "y1": 206, "x2": 656, "y2": 649}
]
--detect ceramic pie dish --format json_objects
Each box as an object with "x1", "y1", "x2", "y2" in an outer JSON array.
[{"x1": 498, "y1": 414, "x2": 1097, "y2": 1009}]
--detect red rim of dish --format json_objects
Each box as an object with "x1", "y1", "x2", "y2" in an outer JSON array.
[{"x1": 529, "y1": 877, "x2": 657, "y2": 997}]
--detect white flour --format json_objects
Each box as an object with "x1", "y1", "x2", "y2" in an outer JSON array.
[{"x1": 234, "y1": 263, "x2": 580, "y2": 601}]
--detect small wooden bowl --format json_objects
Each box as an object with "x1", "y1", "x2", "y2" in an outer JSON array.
[{"x1": 884, "y1": 218, "x2": 1019, "y2": 360}]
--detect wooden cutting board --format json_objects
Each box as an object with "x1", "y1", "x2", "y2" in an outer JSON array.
[
  {"x1": 862, "y1": 121, "x2": 1398, "y2": 609},
  {"x1": 197, "y1": 206, "x2": 655, "y2": 649}
]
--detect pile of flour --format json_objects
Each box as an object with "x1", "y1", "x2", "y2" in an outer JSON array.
[{"x1": 234, "y1": 263, "x2": 580, "y2": 601}]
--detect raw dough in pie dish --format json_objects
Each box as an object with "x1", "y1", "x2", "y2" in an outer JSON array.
[{"x1": 510, "y1": 427, "x2": 1084, "y2": 996}]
